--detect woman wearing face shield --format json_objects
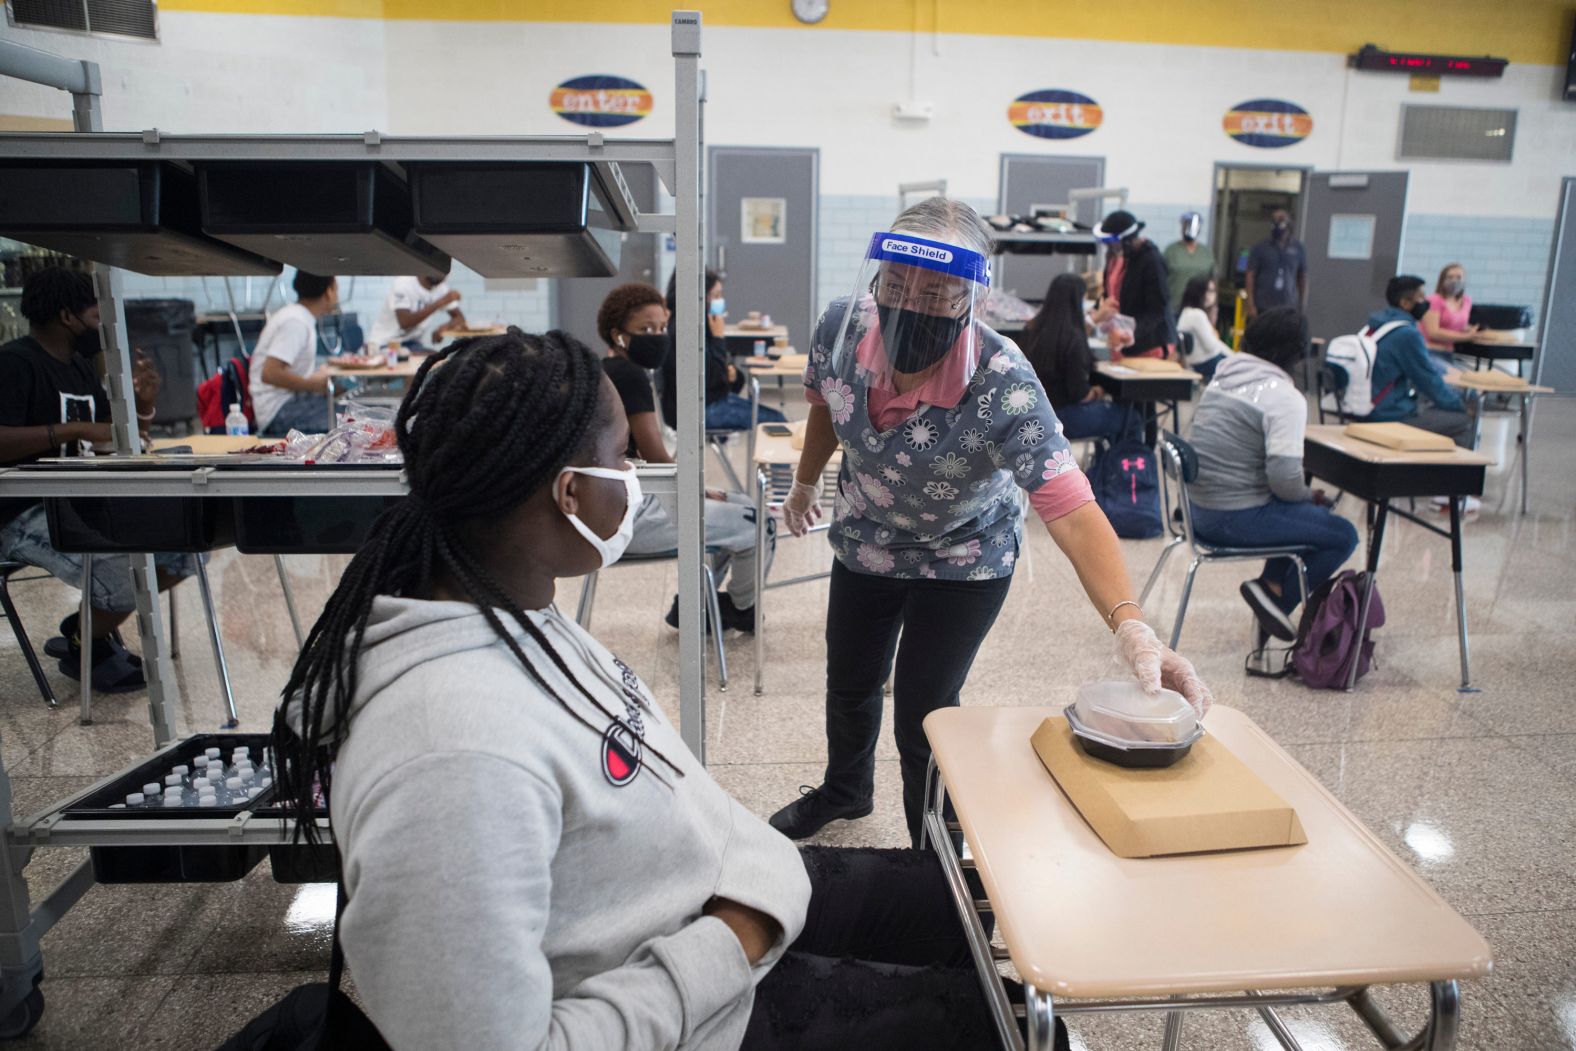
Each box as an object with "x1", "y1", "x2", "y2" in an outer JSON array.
[{"x1": 768, "y1": 200, "x2": 1214, "y2": 847}]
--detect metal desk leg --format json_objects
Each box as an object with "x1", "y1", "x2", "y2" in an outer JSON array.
[
  {"x1": 78, "y1": 556, "x2": 93, "y2": 725},
  {"x1": 195, "y1": 559, "x2": 240, "y2": 728},
  {"x1": 273, "y1": 555, "x2": 305, "y2": 649},
  {"x1": 1026, "y1": 987, "x2": 1056, "y2": 1051},
  {"x1": 1345, "y1": 499, "x2": 1388, "y2": 691},
  {"x1": 1161, "y1": 1001, "x2": 1185, "y2": 1050},
  {"x1": 1426, "y1": 980, "x2": 1461, "y2": 1051},
  {"x1": 1448, "y1": 496, "x2": 1473, "y2": 692},
  {"x1": 1518, "y1": 393, "x2": 1532, "y2": 516},
  {"x1": 326, "y1": 378, "x2": 338, "y2": 431},
  {"x1": 753, "y1": 468, "x2": 767, "y2": 696}
]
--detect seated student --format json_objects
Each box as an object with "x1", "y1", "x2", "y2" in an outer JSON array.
[
  {"x1": 1175, "y1": 274, "x2": 1232, "y2": 381},
  {"x1": 270, "y1": 329, "x2": 1069, "y2": 1051},
  {"x1": 366, "y1": 266, "x2": 466, "y2": 351},
  {"x1": 0, "y1": 267, "x2": 195, "y2": 691},
  {"x1": 1360, "y1": 275, "x2": 1474, "y2": 448},
  {"x1": 248, "y1": 271, "x2": 338, "y2": 438},
  {"x1": 1019, "y1": 273, "x2": 1138, "y2": 446},
  {"x1": 599, "y1": 283, "x2": 773, "y2": 633},
  {"x1": 1187, "y1": 308, "x2": 1358, "y2": 641},
  {"x1": 1420, "y1": 262, "x2": 1479, "y2": 374},
  {"x1": 660, "y1": 269, "x2": 785, "y2": 431}
]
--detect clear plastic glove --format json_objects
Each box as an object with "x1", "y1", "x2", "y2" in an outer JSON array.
[
  {"x1": 782, "y1": 480, "x2": 821, "y2": 537},
  {"x1": 1114, "y1": 620, "x2": 1214, "y2": 718}
]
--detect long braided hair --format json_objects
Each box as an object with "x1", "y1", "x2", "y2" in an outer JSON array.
[{"x1": 272, "y1": 328, "x2": 681, "y2": 843}]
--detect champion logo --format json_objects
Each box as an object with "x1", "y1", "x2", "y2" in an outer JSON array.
[
  {"x1": 602, "y1": 720, "x2": 643, "y2": 787},
  {"x1": 882, "y1": 238, "x2": 952, "y2": 264}
]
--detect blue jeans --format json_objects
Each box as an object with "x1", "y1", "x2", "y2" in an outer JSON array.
[
  {"x1": 1189, "y1": 499, "x2": 1358, "y2": 614},
  {"x1": 706, "y1": 394, "x2": 785, "y2": 431},
  {"x1": 261, "y1": 393, "x2": 332, "y2": 437},
  {"x1": 1054, "y1": 399, "x2": 1140, "y2": 445}
]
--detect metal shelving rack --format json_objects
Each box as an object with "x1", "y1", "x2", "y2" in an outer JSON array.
[{"x1": 0, "y1": 12, "x2": 709, "y2": 1030}]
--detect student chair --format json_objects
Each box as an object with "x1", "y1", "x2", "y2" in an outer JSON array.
[
  {"x1": 751, "y1": 454, "x2": 842, "y2": 696},
  {"x1": 575, "y1": 557, "x2": 730, "y2": 691},
  {"x1": 1138, "y1": 432, "x2": 1312, "y2": 650},
  {"x1": 0, "y1": 562, "x2": 59, "y2": 709},
  {"x1": 1316, "y1": 362, "x2": 1357, "y2": 425}
]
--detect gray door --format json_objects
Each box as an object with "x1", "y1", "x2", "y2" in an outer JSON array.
[
  {"x1": 553, "y1": 165, "x2": 661, "y2": 347},
  {"x1": 996, "y1": 154, "x2": 1104, "y2": 302},
  {"x1": 1299, "y1": 171, "x2": 1409, "y2": 342},
  {"x1": 1534, "y1": 177, "x2": 1576, "y2": 393},
  {"x1": 708, "y1": 147, "x2": 818, "y2": 348}
]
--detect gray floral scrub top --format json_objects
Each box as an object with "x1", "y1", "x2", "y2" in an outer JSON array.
[{"x1": 804, "y1": 301, "x2": 1088, "y2": 582}]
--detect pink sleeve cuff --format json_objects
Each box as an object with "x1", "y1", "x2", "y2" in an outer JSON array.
[{"x1": 1029, "y1": 470, "x2": 1095, "y2": 523}]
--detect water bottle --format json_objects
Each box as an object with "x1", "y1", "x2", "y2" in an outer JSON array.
[{"x1": 224, "y1": 403, "x2": 249, "y2": 437}]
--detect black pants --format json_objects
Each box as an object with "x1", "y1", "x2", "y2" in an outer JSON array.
[
  {"x1": 821, "y1": 561, "x2": 1013, "y2": 844},
  {"x1": 742, "y1": 847, "x2": 1002, "y2": 1051}
]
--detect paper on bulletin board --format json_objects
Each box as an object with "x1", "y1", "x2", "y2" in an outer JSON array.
[
  {"x1": 1327, "y1": 214, "x2": 1376, "y2": 261},
  {"x1": 741, "y1": 197, "x2": 786, "y2": 244}
]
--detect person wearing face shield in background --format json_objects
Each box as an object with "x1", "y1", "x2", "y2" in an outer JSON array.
[
  {"x1": 596, "y1": 283, "x2": 774, "y2": 634},
  {"x1": 1089, "y1": 210, "x2": 1176, "y2": 361},
  {"x1": 1244, "y1": 208, "x2": 1307, "y2": 321},
  {"x1": 767, "y1": 199, "x2": 1213, "y2": 847},
  {"x1": 1162, "y1": 211, "x2": 1216, "y2": 314},
  {"x1": 0, "y1": 267, "x2": 195, "y2": 693}
]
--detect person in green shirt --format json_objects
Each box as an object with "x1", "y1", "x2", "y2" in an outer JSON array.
[{"x1": 1162, "y1": 211, "x2": 1215, "y2": 312}]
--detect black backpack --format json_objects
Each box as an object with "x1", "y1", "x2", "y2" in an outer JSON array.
[{"x1": 215, "y1": 879, "x2": 389, "y2": 1051}]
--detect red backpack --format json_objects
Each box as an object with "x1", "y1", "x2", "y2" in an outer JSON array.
[{"x1": 197, "y1": 355, "x2": 255, "y2": 434}]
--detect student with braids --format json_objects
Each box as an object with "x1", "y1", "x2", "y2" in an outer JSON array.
[
  {"x1": 272, "y1": 329, "x2": 1066, "y2": 1051},
  {"x1": 597, "y1": 282, "x2": 773, "y2": 633}
]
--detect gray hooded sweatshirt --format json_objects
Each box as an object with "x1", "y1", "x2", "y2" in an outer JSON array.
[
  {"x1": 1185, "y1": 352, "x2": 1311, "y2": 511},
  {"x1": 324, "y1": 595, "x2": 811, "y2": 1050}
]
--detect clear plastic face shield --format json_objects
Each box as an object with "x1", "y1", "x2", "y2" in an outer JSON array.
[
  {"x1": 829, "y1": 231, "x2": 992, "y2": 392},
  {"x1": 1179, "y1": 211, "x2": 1202, "y2": 241}
]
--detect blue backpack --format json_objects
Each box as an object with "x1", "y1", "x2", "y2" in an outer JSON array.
[{"x1": 1092, "y1": 439, "x2": 1162, "y2": 538}]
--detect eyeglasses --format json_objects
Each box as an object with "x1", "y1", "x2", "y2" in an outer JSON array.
[{"x1": 869, "y1": 277, "x2": 969, "y2": 315}]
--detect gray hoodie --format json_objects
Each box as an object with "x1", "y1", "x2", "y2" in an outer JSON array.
[
  {"x1": 325, "y1": 595, "x2": 811, "y2": 1050},
  {"x1": 1185, "y1": 352, "x2": 1311, "y2": 511}
]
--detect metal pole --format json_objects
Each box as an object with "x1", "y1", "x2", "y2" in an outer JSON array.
[
  {"x1": 76, "y1": 90, "x2": 183, "y2": 745},
  {"x1": 671, "y1": 11, "x2": 706, "y2": 761}
]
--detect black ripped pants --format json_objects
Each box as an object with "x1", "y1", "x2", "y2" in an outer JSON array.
[{"x1": 742, "y1": 847, "x2": 1073, "y2": 1051}]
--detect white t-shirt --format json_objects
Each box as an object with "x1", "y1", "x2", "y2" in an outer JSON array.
[
  {"x1": 369, "y1": 277, "x2": 453, "y2": 346},
  {"x1": 1177, "y1": 306, "x2": 1232, "y2": 366},
  {"x1": 248, "y1": 303, "x2": 318, "y2": 432}
]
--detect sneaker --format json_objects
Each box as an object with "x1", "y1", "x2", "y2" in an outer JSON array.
[
  {"x1": 1239, "y1": 580, "x2": 1297, "y2": 642},
  {"x1": 717, "y1": 593, "x2": 756, "y2": 634},
  {"x1": 768, "y1": 785, "x2": 874, "y2": 840},
  {"x1": 1431, "y1": 495, "x2": 1481, "y2": 515},
  {"x1": 662, "y1": 596, "x2": 718, "y2": 635}
]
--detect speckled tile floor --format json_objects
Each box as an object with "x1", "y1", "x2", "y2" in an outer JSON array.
[{"x1": 1, "y1": 395, "x2": 1573, "y2": 1049}]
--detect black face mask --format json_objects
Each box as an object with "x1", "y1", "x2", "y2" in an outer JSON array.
[
  {"x1": 68, "y1": 317, "x2": 102, "y2": 358},
  {"x1": 1408, "y1": 300, "x2": 1429, "y2": 322},
  {"x1": 622, "y1": 332, "x2": 668, "y2": 369},
  {"x1": 876, "y1": 304, "x2": 969, "y2": 374}
]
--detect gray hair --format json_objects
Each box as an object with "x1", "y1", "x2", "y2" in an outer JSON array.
[{"x1": 889, "y1": 197, "x2": 995, "y2": 260}]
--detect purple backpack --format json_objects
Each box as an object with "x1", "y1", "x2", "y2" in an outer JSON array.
[{"x1": 1291, "y1": 570, "x2": 1385, "y2": 689}]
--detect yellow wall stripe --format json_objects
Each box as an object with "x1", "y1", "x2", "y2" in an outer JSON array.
[{"x1": 154, "y1": 0, "x2": 1572, "y2": 66}]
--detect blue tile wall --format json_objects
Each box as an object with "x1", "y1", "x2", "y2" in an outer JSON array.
[{"x1": 1400, "y1": 214, "x2": 1553, "y2": 320}]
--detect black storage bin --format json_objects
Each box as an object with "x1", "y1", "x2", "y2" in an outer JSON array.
[
  {"x1": 127, "y1": 298, "x2": 199, "y2": 424},
  {"x1": 0, "y1": 161, "x2": 280, "y2": 276},
  {"x1": 63, "y1": 733, "x2": 274, "y2": 884},
  {"x1": 1468, "y1": 303, "x2": 1533, "y2": 331},
  {"x1": 268, "y1": 843, "x2": 340, "y2": 884},
  {"x1": 233, "y1": 495, "x2": 401, "y2": 554},
  {"x1": 46, "y1": 496, "x2": 234, "y2": 554},
  {"x1": 198, "y1": 162, "x2": 449, "y2": 278},
  {"x1": 407, "y1": 162, "x2": 622, "y2": 277}
]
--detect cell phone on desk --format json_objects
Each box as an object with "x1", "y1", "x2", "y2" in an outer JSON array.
[{"x1": 762, "y1": 423, "x2": 794, "y2": 438}]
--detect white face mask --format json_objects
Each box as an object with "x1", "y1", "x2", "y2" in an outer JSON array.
[{"x1": 557, "y1": 465, "x2": 642, "y2": 569}]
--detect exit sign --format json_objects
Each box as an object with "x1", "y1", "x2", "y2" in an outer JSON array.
[{"x1": 1352, "y1": 44, "x2": 1507, "y2": 78}]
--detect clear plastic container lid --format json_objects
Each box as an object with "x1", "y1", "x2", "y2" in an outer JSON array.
[{"x1": 1071, "y1": 681, "x2": 1201, "y2": 747}]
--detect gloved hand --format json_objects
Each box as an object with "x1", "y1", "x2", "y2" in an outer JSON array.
[
  {"x1": 1114, "y1": 619, "x2": 1214, "y2": 718},
  {"x1": 782, "y1": 480, "x2": 822, "y2": 537}
]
